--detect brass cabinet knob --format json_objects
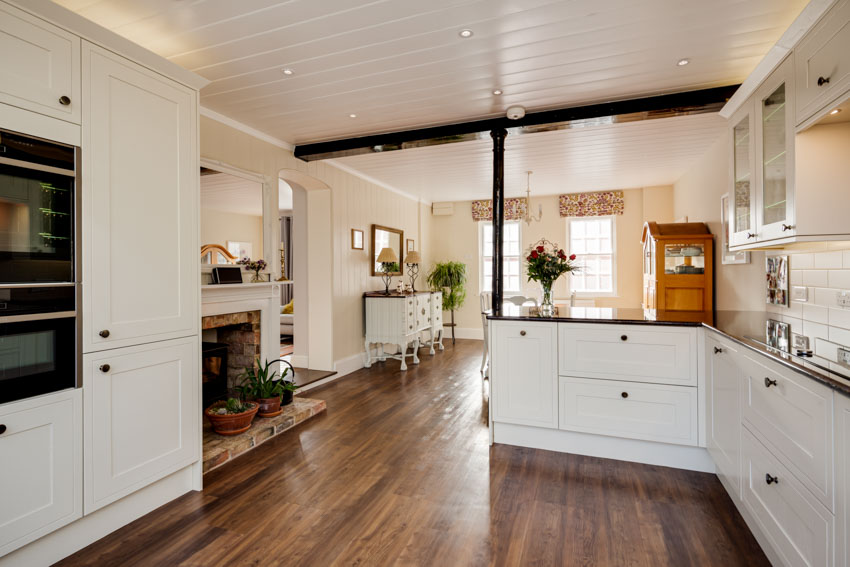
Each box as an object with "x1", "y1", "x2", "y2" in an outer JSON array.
[
  {"x1": 100, "y1": 364, "x2": 110, "y2": 373},
  {"x1": 59, "y1": 95, "x2": 71, "y2": 105},
  {"x1": 520, "y1": 330, "x2": 526, "y2": 336},
  {"x1": 99, "y1": 329, "x2": 110, "y2": 338},
  {"x1": 621, "y1": 392, "x2": 629, "y2": 398}
]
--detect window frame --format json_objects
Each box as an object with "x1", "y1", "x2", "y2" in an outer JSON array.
[
  {"x1": 480, "y1": 220, "x2": 522, "y2": 294},
  {"x1": 566, "y1": 215, "x2": 618, "y2": 297}
]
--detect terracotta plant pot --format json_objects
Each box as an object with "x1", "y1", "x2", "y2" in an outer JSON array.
[
  {"x1": 205, "y1": 401, "x2": 259, "y2": 436},
  {"x1": 255, "y1": 395, "x2": 282, "y2": 418},
  {"x1": 281, "y1": 389, "x2": 294, "y2": 406}
]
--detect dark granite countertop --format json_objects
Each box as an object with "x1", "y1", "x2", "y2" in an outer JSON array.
[{"x1": 487, "y1": 307, "x2": 850, "y2": 396}]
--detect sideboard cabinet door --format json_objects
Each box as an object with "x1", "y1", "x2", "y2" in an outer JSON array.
[{"x1": 82, "y1": 42, "x2": 198, "y2": 353}]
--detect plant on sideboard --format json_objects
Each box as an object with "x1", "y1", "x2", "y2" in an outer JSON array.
[
  {"x1": 525, "y1": 239, "x2": 579, "y2": 317},
  {"x1": 426, "y1": 261, "x2": 467, "y2": 344},
  {"x1": 237, "y1": 257, "x2": 267, "y2": 283}
]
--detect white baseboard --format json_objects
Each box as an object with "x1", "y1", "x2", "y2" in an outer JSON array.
[
  {"x1": 493, "y1": 422, "x2": 715, "y2": 473},
  {"x1": 0, "y1": 466, "x2": 195, "y2": 567}
]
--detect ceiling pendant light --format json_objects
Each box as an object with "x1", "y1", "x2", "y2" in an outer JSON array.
[{"x1": 522, "y1": 171, "x2": 543, "y2": 225}]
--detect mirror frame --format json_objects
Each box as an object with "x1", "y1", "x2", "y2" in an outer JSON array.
[{"x1": 371, "y1": 224, "x2": 404, "y2": 276}]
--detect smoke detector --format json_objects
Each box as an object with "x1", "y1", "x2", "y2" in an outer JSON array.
[{"x1": 506, "y1": 105, "x2": 526, "y2": 120}]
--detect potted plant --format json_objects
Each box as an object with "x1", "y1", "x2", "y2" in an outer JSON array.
[
  {"x1": 280, "y1": 378, "x2": 298, "y2": 406},
  {"x1": 525, "y1": 239, "x2": 579, "y2": 317},
  {"x1": 426, "y1": 261, "x2": 467, "y2": 344},
  {"x1": 239, "y1": 358, "x2": 285, "y2": 417},
  {"x1": 237, "y1": 257, "x2": 267, "y2": 283},
  {"x1": 205, "y1": 397, "x2": 259, "y2": 436}
]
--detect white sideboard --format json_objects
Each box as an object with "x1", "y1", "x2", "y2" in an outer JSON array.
[{"x1": 364, "y1": 291, "x2": 443, "y2": 370}]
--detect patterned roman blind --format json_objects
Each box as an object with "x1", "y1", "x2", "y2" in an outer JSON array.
[
  {"x1": 559, "y1": 191, "x2": 625, "y2": 217},
  {"x1": 471, "y1": 197, "x2": 527, "y2": 221}
]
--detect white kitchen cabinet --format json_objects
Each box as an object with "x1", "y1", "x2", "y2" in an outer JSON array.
[
  {"x1": 82, "y1": 41, "x2": 199, "y2": 353},
  {"x1": 0, "y1": 390, "x2": 82, "y2": 557},
  {"x1": 706, "y1": 334, "x2": 743, "y2": 499},
  {"x1": 0, "y1": 1, "x2": 81, "y2": 124},
  {"x1": 836, "y1": 393, "x2": 850, "y2": 567},
  {"x1": 558, "y1": 324, "x2": 697, "y2": 386},
  {"x1": 84, "y1": 338, "x2": 199, "y2": 514},
  {"x1": 491, "y1": 320, "x2": 558, "y2": 429},
  {"x1": 728, "y1": 99, "x2": 757, "y2": 247},
  {"x1": 795, "y1": 0, "x2": 850, "y2": 125}
]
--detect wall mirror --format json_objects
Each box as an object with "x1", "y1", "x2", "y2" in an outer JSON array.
[{"x1": 371, "y1": 224, "x2": 404, "y2": 276}]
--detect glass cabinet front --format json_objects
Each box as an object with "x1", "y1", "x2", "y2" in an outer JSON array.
[
  {"x1": 761, "y1": 82, "x2": 787, "y2": 227},
  {"x1": 732, "y1": 115, "x2": 752, "y2": 238},
  {"x1": 663, "y1": 243, "x2": 705, "y2": 275}
]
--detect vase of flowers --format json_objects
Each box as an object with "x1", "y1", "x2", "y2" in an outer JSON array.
[
  {"x1": 525, "y1": 239, "x2": 579, "y2": 317},
  {"x1": 238, "y1": 257, "x2": 267, "y2": 283}
]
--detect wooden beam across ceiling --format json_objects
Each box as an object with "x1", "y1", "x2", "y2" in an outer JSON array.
[{"x1": 293, "y1": 85, "x2": 740, "y2": 161}]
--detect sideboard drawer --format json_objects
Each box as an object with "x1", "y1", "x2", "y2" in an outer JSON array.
[
  {"x1": 741, "y1": 428, "x2": 833, "y2": 567},
  {"x1": 742, "y1": 353, "x2": 834, "y2": 510},
  {"x1": 558, "y1": 324, "x2": 697, "y2": 385},
  {"x1": 558, "y1": 377, "x2": 698, "y2": 446}
]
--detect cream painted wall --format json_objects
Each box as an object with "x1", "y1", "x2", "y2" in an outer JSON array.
[
  {"x1": 200, "y1": 209, "x2": 263, "y2": 260},
  {"x1": 428, "y1": 187, "x2": 675, "y2": 334},
  {"x1": 673, "y1": 134, "x2": 766, "y2": 311}
]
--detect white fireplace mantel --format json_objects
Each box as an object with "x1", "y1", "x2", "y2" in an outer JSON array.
[{"x1": 202, "y1": 283, "x2": 281, "y2": 372}]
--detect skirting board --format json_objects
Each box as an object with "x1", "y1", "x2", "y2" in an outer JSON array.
[
  {"x1": 0, "y1": 466, "x2": 195, "y2": 567},
  {"x1": 493, "y1": 422, "x2": 715, "y2": 473}
]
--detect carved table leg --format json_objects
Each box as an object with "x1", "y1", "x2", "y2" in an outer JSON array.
[{"x1": 364, "y1": 339, "x2": 372, "y2": 368}]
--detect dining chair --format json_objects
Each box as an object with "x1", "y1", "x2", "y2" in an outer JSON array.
[{"x1": 479, "y1": 292, "x2": 492, "y2": 376}]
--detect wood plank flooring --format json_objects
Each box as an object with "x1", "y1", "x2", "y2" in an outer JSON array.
[{"x1": 56, "y1": 339, "x2": 768, "y2": 567}]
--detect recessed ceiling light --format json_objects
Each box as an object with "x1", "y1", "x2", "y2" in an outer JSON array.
[
  {"x1": 458, "y1": 28, "x2": 474, "y2": 38},
  {"x1": 676, "y1": 58, "x2": 690, "y2": 67},
  {"x1": 349, "y1": 113, "x2": 357, "y2": 118},
  {"x1": 281, "y1": 68, "x2": 294, "y2": 75},
  {"x1": 830, "y1": 108, "x2": 842, "y2": 115},
  {"x1": 492, "y1": 89, "x2": 503, "y2": 95}
]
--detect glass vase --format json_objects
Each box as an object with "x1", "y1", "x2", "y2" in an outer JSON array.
[
  {"x1": 540, "y1": 282, "x2": 555, "y2": 317},
  {"x1": 251, "y1": 271, "x2": 264, "y2": 283}
]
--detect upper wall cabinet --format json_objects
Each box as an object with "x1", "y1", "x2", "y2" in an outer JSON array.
[
  {"x1": 0, "y1": 2, "x2": 81, "y2": 124},
  {"x1": 82, "y1": 42, "x2": 199, "y2": 352},
  {"x1": 795, "y1": 0, "x2": 850, "y2": 126}
]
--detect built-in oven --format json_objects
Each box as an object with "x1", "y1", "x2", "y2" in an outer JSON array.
[{"x1": 0, "y1": 128, "x2": 76, "y2": 284}]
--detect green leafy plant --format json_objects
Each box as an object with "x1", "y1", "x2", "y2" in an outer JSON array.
[
  {"x1": 381, "y1": 261, "x2": 400, "y2": 273},
  {"x1": 239, "y1": 358, "x2": 288, "y2": 399},
  {"x1": 426, "y1": 261, "x2": 468, "y2": 344},
  {"x1": 209, "y1": 397, "x2": 255, "y2": 415}
]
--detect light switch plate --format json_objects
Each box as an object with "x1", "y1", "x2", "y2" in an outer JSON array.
[
  {"x1": 792, "y1": 286, "x2": 808, "y2": 302},
  {"x1": 839, "y1": 291, "x2": 850, "y2": 308}
]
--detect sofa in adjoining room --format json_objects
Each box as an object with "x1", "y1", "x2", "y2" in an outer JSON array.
[{"x1": 280, "y1": 299, "x2": 294, "y2": 335}]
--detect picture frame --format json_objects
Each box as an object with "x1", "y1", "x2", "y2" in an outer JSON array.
[
  {"x1": 351, "y1": 229, "x2": 364, "y2": 250},
  {"x1": 766, "y1": 255, "x2": 789, "y2": 306},
  {"x1": 226, "y1": 240, "x2": 252, "y2": 261},
  {"x1": 766, "y1": 319, "x2": 790, "y2": 352},
  {"x1": 406, "y1": 238, "x2": 415, "y2": 253},
  {"x1": 720, "y1": 193, "x2": 751, "y2": 265}
]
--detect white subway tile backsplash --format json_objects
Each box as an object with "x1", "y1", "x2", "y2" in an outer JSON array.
[
  {"x1": 815, "y1": 337, "x2": 839, "y2": 362},
  {"x1": 790, "y1": 270, "x2": 803, "y2": 285},
  {"x1": 815, "y1": 250, "x2": 844, "y2": 269},
  {"x1": 802, "y1": 304, "x2": 829, "y2": 324},
  {"x1": 791, "y1": 253, "x2": 814, "y2": 269},
  {"x1": 829, "y1": 308, "x2": 850, "y2": 330},
  {"x1": 829, "y1": 326, "x2": 850, "y2": 348},
  {"x1": 844, "y1": 250, "x2": 850, "y2": 268},
  {"x1": 814, "y1": 288, "x2": 840, "y2": 308},
  {"x1": 828, "y1": 269, "x2": 850, "y2": 289},
  {"x1": 803, "y1": 320, "x2": 830, "y2": 342},
  {"x1": 782, "y1": 315, "x2": 803, "y2": 330},
  {"x1": 803, "y1": 270, "x2": 829, "y2": 287}
]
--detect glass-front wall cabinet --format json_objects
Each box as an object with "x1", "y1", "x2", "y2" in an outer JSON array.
[{"x1": 729, "y1": 106, "x2": 755, "y2": 247}]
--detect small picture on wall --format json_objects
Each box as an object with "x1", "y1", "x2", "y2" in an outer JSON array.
[
  {"x1": 227, "y1": 241, "x2": 252, "y2": 261},
  {"x1": 720, "y1": 193, "x2": 751, "y2": 265},
  {"x1": 406, "y1": 239, "x2": 415, "y2": 253},
  {"x1": 351, "y1": 229, "x2": 364, "y2": 250},
  {"x1": 766, "y1": 255, "x2": 789, "y2": 306},
  {"x1": 766, "y1": 319, "x2": 790, "y2": 352}
]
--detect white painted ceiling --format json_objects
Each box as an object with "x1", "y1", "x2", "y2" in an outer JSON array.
[
  {"x1": 55, "y1": 0, "x2": 808, "y2": 145},
  {"x1": 200, "y1": 172, "x2": 293, "y2": 215},
  {"x1": 334, "y1": 112, "x2": 728, "y2": 202}
]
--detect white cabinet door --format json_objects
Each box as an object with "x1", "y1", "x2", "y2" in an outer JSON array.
[
  {"x1": 82, "y1": 42, "x2": 198, "y2": 353},
  {"x1": 84, "y1": 338, "x2": 199, "y2": 513},
  {"x1": 728, "y1": 101, "x2": 758, "y2": 248},
  {"x1": 706, "y1": 335, "x2": 743, "y2": 499},
  {"x1": 0, "y1": 390, "x2": 82, "y2": 557},
  {"x1": 0, "y1": 2, "x2": 81, "y2": 123},
  {"x1": 491, "y1": 321, "x2": 558, "y2": 429},
  {"x1": 836, "y1": 394, "x2": 850, "y2": 567}
]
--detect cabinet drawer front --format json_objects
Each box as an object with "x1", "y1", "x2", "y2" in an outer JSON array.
[
  {"x1": 559, "y1": 377, "x2": 697, "y2": 446},
  {"x1": 0, "y1": 2, "x2": 81, "y2": 123},
  {"x1": 558, "y1": 324, "x2": 696, "y2": 385},
  {"x1": 491, "y1": 321, "x2": 558, "y2": 428},
  {"x1": 741, "y1": 428, "x2": 833, "y2": 567},
  {"x1": 742, "y1": 354, "x2": 834, "y2": 509},
  {"x1": 84, "y1": 338, "x2": 199, "y2": 513},
  {"x1": 0, "y1": 390, "x2": 82, "y2": 556},
  {"x1": 795, "y1": 0, "x2": 850, "y2": 124}
]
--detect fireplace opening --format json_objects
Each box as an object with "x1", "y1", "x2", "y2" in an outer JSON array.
[
  {"x1": 201, "y1": 342, "x2": 228, "y2": 408},
  {"x1": 201, "y1": 310, "x2": 262, "y2": 407}
]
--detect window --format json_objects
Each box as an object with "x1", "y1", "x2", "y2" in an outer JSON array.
[
  {"x1": 568, "y1": 217, "x2": 615, "y2": 294},
  {"x1": 481, "y1": 221, "x2": 521, "y2": 293}
]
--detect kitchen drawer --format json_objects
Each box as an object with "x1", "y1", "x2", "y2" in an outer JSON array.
[
  {"x1": 741, "y1": 428, "x2": 833, "y2": 567},
  {"x1": 558, "y1": 377, "x2": 698, "y2": 446},
  {"x1": 558, "y1": 324, "x2": 696, "y2": 385},
  {"x1": 795, "y1": 0, "x2": 850, "y2": 124},
  {"x1": 742, "y1": 353, "x2": 834, "y2": 510}
]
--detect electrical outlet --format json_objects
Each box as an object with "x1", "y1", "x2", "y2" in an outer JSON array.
[
  {"x1": 839, "y1": 291, "x2": 850, "y2": 308},
  {"x1": 839, "y1": 347, "x2": 850, "y2": 367},
  {"x1": 792, "y1": 286, "x2": 808, "y2": 302}
]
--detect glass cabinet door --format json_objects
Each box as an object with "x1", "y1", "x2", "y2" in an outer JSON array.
[{"x1": 729, "y1": 106, "x2": 755, "y2": 247}]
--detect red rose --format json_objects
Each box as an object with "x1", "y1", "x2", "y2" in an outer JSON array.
[
  {"x1": 559, "y1": 249, "x2": 565, "y2": 256},
  {"x1": 536, "y1": 245, "x2": 544, "y2": 253},
  {"x1": 569, "y1": 254, "x2": 577, "y2": 260},
  {"x1": 530, "y1": 250, "x2": 539, "y2": 259}
]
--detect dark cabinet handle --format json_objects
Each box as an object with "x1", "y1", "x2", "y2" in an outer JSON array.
[
  {"x1": 781, "y1": 224, "x2": 793, "y2": 232},
  {"x1": 620, "y1": 335, "x2": 628, "y2": 341},
  {"x1": 714, "y1": 346, "x2": 723, "y2": 354},
  {"x1": 764, "y1": 377, "x2": 777, "y2": 388},
  {"x1": 99, "y1": 329, "x2": 110, "y2": 338},
  {"x1": 621, "y1": 392, "x2": 629, "y2": 399},
  {"x1": 0, "y1": 424, "x2": 6, "y2": 435},
  {"x1": 817, "y1": 76, "x2": 830, "y2": 86},
  {"x1": 747, "y1": 232, "x2": 756, "y2": 239},
  {"x1": 520, "y1": 330, "x2": 526, "y2": 336},
  {"x1": 59, "y1": 95, "x2": 71, "y2": 105},
  {"x1": 765, "y1": 473, "x2": 779, "y2": 485},
  {"x1": 100, "y1": 364, "x2": 110, "y2": 373}
]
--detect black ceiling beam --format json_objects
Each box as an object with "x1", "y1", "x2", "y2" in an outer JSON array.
[{"x1": 293, "y1": 84, "x2": 740, "y2": 161}]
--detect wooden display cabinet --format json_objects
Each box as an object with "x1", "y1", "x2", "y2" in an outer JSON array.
[{"x1": 641, "y1": 222, "x2": 714, "y2": 312}]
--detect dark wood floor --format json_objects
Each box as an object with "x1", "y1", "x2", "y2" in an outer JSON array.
[{"x1": 57, "y1": 339, "x2": 768, "y2": 567}]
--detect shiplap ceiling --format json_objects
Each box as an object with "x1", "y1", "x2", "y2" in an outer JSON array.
[
  {"x1": 334, "y1": 112, "x2": 727, "y2": 201},
  {"x1": 55, "y1": 0, "x2": 808, "y2": 145},
  {"x1": 201, "y1": 173, "x2": 293, "y2": 215}
]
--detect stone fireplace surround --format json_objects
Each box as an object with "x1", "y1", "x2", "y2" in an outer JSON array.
[{"x1": 202, "y1": 310, "x2": 261, "y2": 392}]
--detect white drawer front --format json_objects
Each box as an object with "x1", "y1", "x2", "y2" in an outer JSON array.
[
  {"x1": 559, "y1": 324, "x2": 696, "y2": 385},
  {"x1": 559, "y1": 377, "x2": 698, "y2": 446},
  {"x1": 742, "y1": 354, "x2": 834, "y2": 510},
  {"x1": 741, "y1": 428, "x2": 833, "y2": 567}
]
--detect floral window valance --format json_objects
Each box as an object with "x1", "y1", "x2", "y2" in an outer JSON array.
[
  {"x1": 559, "y1": 191, "x2": 624, "y2": 217},
  {"x1": 471, "y1": 197, "x2": 527, "y2": 221}
]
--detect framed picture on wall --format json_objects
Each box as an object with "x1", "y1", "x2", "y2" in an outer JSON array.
[
  {"x1": 227, "y1": 241, "x2": 252, "y2": 261},
  {"x1": 406, "y1": 239, "x2": 415, "y2": 253},
  {"x1": 766, "y1": 255, "x2": 789, "y2": 306},
  {"x1": 351, "y1": 229, "x2": 364, "y2": 250},
  {"x1": 720, "y1": 193, "x2": 750, "y2": 265}
]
